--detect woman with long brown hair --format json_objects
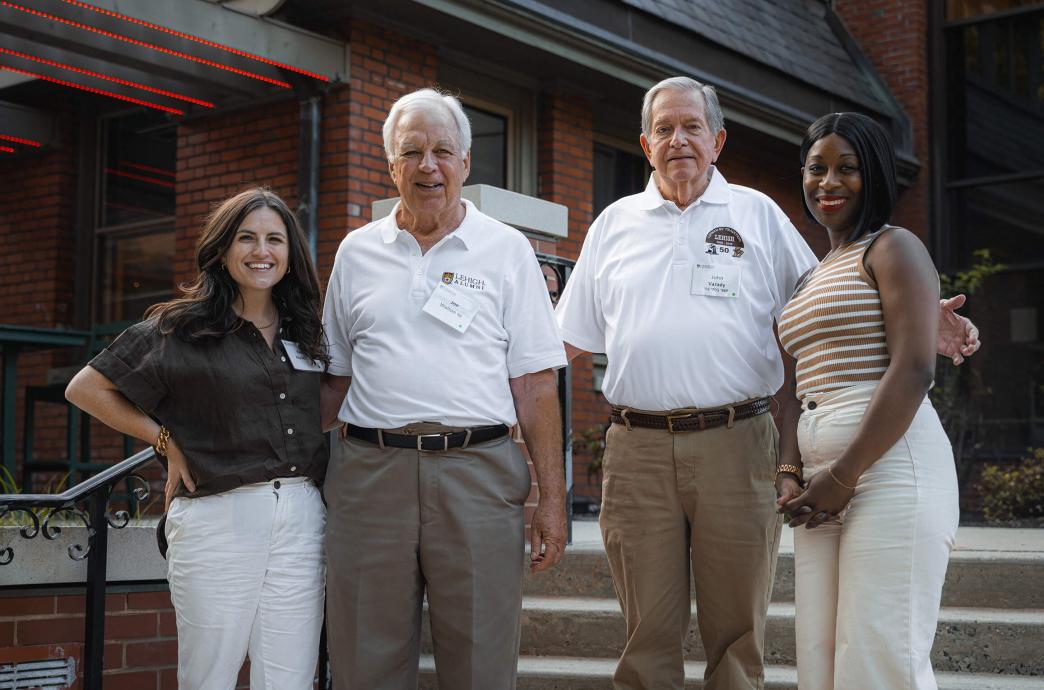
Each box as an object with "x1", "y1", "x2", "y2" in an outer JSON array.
[{"x1": 66, "y1": 188, "x2": 329, "y2": 689}]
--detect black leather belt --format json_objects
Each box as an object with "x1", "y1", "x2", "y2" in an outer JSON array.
[
  {"x1": 342, "y1": 423, "x2": 509, "y2": 451},
  {"x1": 610, "y1": 398, "x2": 770, "y2": 433}
]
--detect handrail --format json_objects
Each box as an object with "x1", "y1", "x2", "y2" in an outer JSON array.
[
  {"x1": 1, "y1": 448, "x2": 162, "y2": 690},
  {"x1": 0, "y1": 447, "x2": 157, "y2": 510}
]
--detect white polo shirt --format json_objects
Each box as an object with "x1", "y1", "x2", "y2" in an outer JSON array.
[
  {"x1": 323, "y1": 199, "x2": 567, "y2": 428},
  {"x1": 556, "y1": 168, "x2": 816, "y2": 410}
]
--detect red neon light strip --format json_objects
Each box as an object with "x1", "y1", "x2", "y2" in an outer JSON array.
[
  {"x1": 123, "y1": 161, "x2": 175, "y2": 178},
  {"x1": 0, "y1": 47, "x2": 214, "y2": 108},
  {"x1": 0, "y1": 134, "x2": 42, "y2": 147},
  {"x1": 61, "y1": 0, "x2": 330, "y2": 82},
  {"x1": 0, "y1": 1, "x2": 290, "y2": 88},
  {"x1": 0, "y1": 64, "x2": 183, "y2": 114},
  {"x1": 106, "y1": 167, "x2": 175, "y2": 188},
  {"x1": 0, "y1": 145, "x2": 15, "y2": 153}
]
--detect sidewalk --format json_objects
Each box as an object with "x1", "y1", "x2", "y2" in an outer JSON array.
[{"x1": 570, "y1": 518, "x2": 1044, "y2": 557}]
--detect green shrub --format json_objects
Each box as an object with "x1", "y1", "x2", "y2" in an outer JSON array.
[{"x1": 978, "y1": 448, "x2": 1044, "y2": 523}]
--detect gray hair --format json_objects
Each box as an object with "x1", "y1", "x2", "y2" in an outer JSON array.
[
  {"x1": 641, "y1": 77, "x2": 724, "y2": 137},
  {"x1": 382, "y1": 88, "x2": 472, "y2": 160}
]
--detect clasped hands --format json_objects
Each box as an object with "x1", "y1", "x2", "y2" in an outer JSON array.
[{"x1": 775, "y1": 469, "x2": 855, "y2": 529}]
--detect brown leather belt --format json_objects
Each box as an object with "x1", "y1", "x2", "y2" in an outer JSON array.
[{"x1": 610, "y1": 398, "x2": 771, "y2": 433}]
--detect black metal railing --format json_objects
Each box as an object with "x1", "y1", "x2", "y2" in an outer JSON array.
[{"x1": 1, "y1": 447, "x2": 159, "y2": 690}]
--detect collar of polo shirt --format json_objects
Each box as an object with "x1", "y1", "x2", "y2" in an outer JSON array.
[
  {"x1": 635, "y1": 165, "x2": 731, "y2": 211},
  {"x1": 380, "y1": 199, "x2": 477, "y2": 251}
]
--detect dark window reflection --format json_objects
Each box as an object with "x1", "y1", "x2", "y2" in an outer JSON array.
[
  {"x1": 593, "y1": 143, "x2": 649, "y2": 216},
  {"x1": 952, "y1": 178, "x2": 1044, "y2": 266},
  {"x1": 101, "y1": 112, "x2": 176, "y2": 227},
  {"x1": 97, "y1": 111, "x2": 175, "y2": 322},
  {"x1": 462, "y1": 105, "x2": 506, "y2": 188},
  {"x1": 947, "y1": 11, "x2": 1044, "y2": 180},
  {"x1": 98, "y1": 228, "x2": 174, "y2": 323}
]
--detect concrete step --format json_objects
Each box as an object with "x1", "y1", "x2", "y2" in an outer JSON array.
[
  {"x1": 524, "y1": 546, "x2": 1044, "y2": 609},
  {"x1": 421, "y1": 599, "x2": 1044, "y2": 675},
  {"x1": 416, "y1": 655, "x2": 1044, "y2": 689}
]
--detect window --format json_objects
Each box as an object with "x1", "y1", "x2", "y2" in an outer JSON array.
[
  {"x1": 440, "y1": 60, "x2": 537, "y2": 195},
  {"x1": 943, "y1": 6, "x2": 1044, "y2": 268},
  {"x1": 463, "y1": 104, "x2": 507, "y2": 188},
  {"x1": 95, "y1": 111, "x2": 176, "y2": 323},
  {"x1": 593, "y1": 141, "x2": 649, "y2": 216}
]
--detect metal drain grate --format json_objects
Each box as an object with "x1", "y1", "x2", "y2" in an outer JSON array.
[{"x1": 0, "y1": 658, "x2": 76, "y2": 689}]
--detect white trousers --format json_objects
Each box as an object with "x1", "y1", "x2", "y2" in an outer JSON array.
[
  {"x1": 793, "y1": 384, "x2": 959, "y2": 690},
  {"x1": 165, "y1": 477, "x2": 326, "y2": 690}
]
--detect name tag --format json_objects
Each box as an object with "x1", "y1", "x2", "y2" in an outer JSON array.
[
  {"x1": 281, "y1": 340, "x2": 324, "y2": 372},
  {"x1": 691, "y1": 262, "x2": 741, "y2": 298},
  {"x1": 422, "y1": 282, "x2": 478, "y2": 333}
]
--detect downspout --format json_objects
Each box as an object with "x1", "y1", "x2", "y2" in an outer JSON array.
[{"x1": 298, "y1": 93, "x2": 321, "y2": 264}]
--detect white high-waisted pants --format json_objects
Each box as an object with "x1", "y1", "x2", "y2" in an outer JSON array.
[
  {"x1": 793, "y1": 383, "x2": 959, "y2": 690},
  {"x1": 165, "y1": 477, "x2": 326, "y2": 690}
]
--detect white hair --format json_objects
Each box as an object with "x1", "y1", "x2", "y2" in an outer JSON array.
[
  {"x1": 641, "y1": 77, "x2": 724, "y2": 137},
  {"x1": 382, "y1": 88, "x2": 472, "y2": 160}
]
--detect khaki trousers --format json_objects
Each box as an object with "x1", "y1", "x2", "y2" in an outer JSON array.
[
  {"x1": 324, "y1": 432, "x2": 532, "y2": 690},
  {"x1": 600, "y1": 413, "x2": 780, "y2": 690}
]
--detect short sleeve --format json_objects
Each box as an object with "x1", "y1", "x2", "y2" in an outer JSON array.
[
  {"x1": 503, "y1": 240, "x2": 568, "y2": 378},
  {"x1": 554, "y1": 213, "x2": 608, "y2": 353},
  {"x1": 769, "y1": 208, "x2": 817, "y2": 321},
  {"x1": 322, "y1": 244, "x2": 353, "y2": 377},
  {"x1": 88, "y1": 321, "x2": 169, "y2": 414}
]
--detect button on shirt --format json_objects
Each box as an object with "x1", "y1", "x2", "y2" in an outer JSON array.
[
  {"x1": 89, "y1": 319, "x2": 327, "y2": 496},
  {"x1": 555, "y1": 168, "x2": 816, "y2": 410},
  {"x1": 323, "y1": 200, "x2": 567, "y2": 428}
]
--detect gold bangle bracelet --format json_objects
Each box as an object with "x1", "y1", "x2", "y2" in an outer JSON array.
[
  {"x1": 827, "y1": 466, "x2": 856, "y2": 490},
  {"x1": 775, "y1": 464, "x2": 803, "y2": 481},
  {"x1": 154, "y1": 425, "x2": 171, "y2": 457}
]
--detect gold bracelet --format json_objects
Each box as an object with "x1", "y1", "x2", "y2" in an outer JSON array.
[
  {"x1": 775, "y1": 463, "x2": 803, "y2": 481},
  {"x1": 827, "y1": 466, "x2": 856, "y2": 490},
  {"x1": 154, "y1": 425, "x2": 171, "y2": 457}
]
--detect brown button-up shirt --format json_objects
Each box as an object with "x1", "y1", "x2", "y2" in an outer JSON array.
[{"x1": 90, "y1": 319, "x2": 327, "y2": 497}]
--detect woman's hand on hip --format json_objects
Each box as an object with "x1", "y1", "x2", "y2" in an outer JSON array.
[
  {"x1": 783, "y1": 471, "x2": 853, "y2": 529},
  {"x1": 164, "y1": 439, "x2": 196, "y2": 511}
]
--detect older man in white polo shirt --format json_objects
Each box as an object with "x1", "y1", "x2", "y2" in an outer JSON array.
[
  {"x1": 320, "y1": 88, "x2": 567, "y2": 689},
  {"x1": 556, "y1": 77, "x2": 980, "y2": 690}
]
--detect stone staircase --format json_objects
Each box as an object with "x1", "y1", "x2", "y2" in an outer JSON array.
[{"x1": 419, "y1": 523, "x2": 1044, "y2": 688}]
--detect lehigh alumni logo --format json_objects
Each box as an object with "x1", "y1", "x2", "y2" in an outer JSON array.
[
  {"x1": 705, "y1": 226, "x2": 744, "y2": 258},
  {"x1": 441, "y1": 272, "x2": 487, "y2": 291}
]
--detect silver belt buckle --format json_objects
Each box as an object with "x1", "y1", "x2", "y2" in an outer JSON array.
[{"x1": 417, "y1": 433, "x2": 450, "y2": 452}]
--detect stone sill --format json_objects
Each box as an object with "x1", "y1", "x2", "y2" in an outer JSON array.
[
  {"x1": 372, "y1": 184, "x2": 569, "y2": 239},
  {"x1": 1, "y1": 520, "x2": 167, "y2": 587}
]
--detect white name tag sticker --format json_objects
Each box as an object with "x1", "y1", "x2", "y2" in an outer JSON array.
[
  {"x1": 281, "y1": 340, "x2": 324, "y2": 372},
  {"x1": 691, "y1": 262, "x2": 741, "y2": 298},
  {"x1": 422, "y1": 282, "x2": 478, "y2": 333}
]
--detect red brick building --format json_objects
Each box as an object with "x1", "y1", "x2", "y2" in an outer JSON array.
[{"x1": 2, "y1": 0, "x2": 1041, "y2": 686}]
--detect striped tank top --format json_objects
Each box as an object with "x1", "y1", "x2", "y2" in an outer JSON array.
[{"x1": 778, "y1": 229, "x2": 891, "y2": 399}]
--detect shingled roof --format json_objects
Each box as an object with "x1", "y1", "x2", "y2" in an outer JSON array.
[{"x1": 620, "y1": 0, "x2": 890, "y2": 113}]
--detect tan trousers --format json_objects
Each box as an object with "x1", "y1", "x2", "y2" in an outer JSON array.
[
  {"x1": 324, "y1": 431, "x2": 533, "y2": 690},
  {"x1": 600, "y1": 413, "x2": 781, "y2": 690}
]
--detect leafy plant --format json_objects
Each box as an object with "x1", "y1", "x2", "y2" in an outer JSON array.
[
  {"x1": 977, "y1": 448, "x2": 1044, "y2": 523},
  {"x1": 573, "y1": 424, "x2": 607, "y2": 481}
]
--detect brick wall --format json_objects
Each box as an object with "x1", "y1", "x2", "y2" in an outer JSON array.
[
  {"x1": 0, "y1": 587, "x2": 284, "y2": 689},
  {"x1": 834, "y1": 0, "x2": 931, "y2": 242},
  {"x1": 536, "y1": 90, "x2": 607, "y2": 499},
  {"x1": 174, "y1": 100, "x2": 300, "y2": 286}
]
